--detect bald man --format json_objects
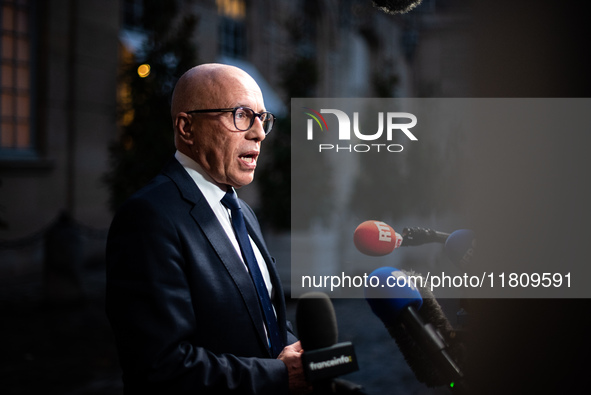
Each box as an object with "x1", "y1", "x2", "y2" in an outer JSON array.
[{"x1": 106, "y1": 64, "x2": 308, "y2": 394}]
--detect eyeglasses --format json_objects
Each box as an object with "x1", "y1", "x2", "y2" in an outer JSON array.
[{"x1": 186, "y1": 107, "x2": 275, "y2": 135}]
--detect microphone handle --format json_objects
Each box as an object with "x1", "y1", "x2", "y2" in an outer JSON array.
[
  {"x1": 312, "y1": 380, "x2": 332, "y2": 395},
  {"x1": 313, "y1": 379, "x2": 368, "y2": 395},
  {"x1": 331, "y1": 378, "x2": 368, "y2": 394},
  {"x1": 433, "y1": 230, "x2": 451, "y2": 242},
  {"x1": 401, "y1": 306, "x2": 464, "y2": 382},
  {"x1": 401, "y1": 227, "x2": 450, "y2": 246}
]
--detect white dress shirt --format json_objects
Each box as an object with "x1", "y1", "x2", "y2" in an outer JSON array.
[{"x1": 174, "y1": 150, "x2": 274, "y2": 299}]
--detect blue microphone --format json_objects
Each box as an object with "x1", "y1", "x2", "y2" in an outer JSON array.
[
  {"x1": 365, "y1": 267, "x2": 464, "y2": 387},
  {"x1": 444, "y1": 229, "x2": 476, "y2": 270},
  {"x1": 364, "y1": 267, "x2": 423, "y2": 326}
]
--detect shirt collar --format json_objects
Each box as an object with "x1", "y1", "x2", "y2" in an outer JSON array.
[{"x1": 175, "y1": 150, "x2": 233, "y2": 206}]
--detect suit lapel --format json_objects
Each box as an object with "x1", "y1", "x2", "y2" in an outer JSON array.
[{"x1": 161, "y1": 158, "x2": 272, "y2": 356}]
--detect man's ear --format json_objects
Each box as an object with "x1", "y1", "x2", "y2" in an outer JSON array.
[{"x1": 175, "y1": 113, "x2": 194, "y2": 146}]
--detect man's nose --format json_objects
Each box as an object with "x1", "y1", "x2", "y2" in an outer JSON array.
[{"x1": 247, "y1": 117, "x2": 266, "y2": 141}]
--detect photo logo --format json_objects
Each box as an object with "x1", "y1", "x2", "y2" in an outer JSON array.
[
  {"x1": 303, "y1": 107, "x2": 329, "y2": 138},
  {"x1": 303, "y1": 107, "x2": 418, "y2": 153}
]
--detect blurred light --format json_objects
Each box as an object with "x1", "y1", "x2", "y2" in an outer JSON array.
[
  {"x1": 121, "y1": 109, "x2": 134, "y2": 127},
  {"x1": 123, "y1": 136, "x2": 134, "y2": 151},
  {"x1": 216, "y1": 0, "x2": 245, "y2": 20},
  {"x1": 137, "y1": 64, "x2": 151, "y2": 78}
]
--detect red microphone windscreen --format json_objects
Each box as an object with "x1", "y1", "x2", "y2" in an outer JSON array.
[{"x1": 354, "y1": 220, "x2": 401, "y2": 256}]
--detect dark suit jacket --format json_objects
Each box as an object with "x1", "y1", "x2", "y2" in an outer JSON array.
[{"x1": 106, "y1": 157, "x2": 297, "y2": 394}]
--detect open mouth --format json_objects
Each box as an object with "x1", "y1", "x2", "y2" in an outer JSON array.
[{"x1": 239, "y1": 152, "x2": 258, "y2": 165}]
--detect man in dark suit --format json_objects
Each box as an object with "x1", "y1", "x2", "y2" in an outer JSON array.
[{"x1": 106, "y1": 64, "x2": 308, "y2": 394}]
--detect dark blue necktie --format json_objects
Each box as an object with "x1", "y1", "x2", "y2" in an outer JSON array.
[{"x1": 221, "y1": 189, "x2": 283, "y2": 357}]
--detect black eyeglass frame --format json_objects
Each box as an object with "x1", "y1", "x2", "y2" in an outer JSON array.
[{"x1": 186, "y1": 107, "x2": 275, "y2": 134}]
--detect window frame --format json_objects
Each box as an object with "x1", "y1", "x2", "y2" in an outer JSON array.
[{"x1": 0, "y1": 0, "x2": 39, "y2": 161}]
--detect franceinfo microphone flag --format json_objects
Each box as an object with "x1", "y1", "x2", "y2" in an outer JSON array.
[{"x1": 296, "y1": 292, "x2": 359, "y2": 383}]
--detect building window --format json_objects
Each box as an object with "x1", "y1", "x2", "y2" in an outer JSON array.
[
  {"x1": 0, "y1": 0, "x2": 33, "y2": 158},
  {"x1": 217, "y1": 0, "x2": 246, "y2": 59}
]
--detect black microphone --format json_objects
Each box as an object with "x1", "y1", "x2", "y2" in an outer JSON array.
[
  {"x1": 371, "y1": 0, "x2": 424, "y2": 15},
  {"x1": 296, "y1": 292, "x2": 360, "y2": 393},
  {"x1": 401, "y1": 227, "x2": 450, "y2": 246},
  {"x1": 365, "y1": 268, "x2": 466, "y2": 389}
]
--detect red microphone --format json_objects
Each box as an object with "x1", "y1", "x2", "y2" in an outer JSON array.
[{"x1": 353, "y1": 220, "x2": 402, "y2": 256}]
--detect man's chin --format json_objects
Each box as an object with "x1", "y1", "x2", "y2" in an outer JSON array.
[{"x1": 228, "y1": 173, "x2": 255, "y2": 189}]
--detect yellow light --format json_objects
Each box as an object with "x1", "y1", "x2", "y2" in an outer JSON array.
[
  {"x1": 216, "y1": 0, "x2": 245, "y2": 19},
  {"x1": 137, "y1": 64, "x2": 151, "y2": 78}
]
